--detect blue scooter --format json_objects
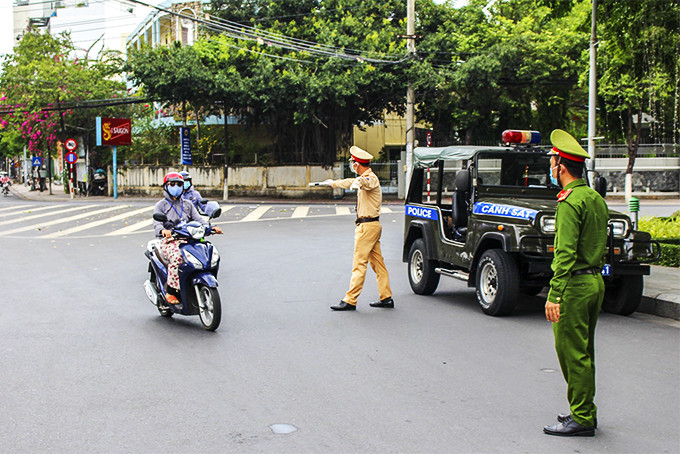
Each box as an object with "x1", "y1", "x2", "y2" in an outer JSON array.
[{"x1": 143, "y1": 206, "x2": 223, "y2": 331}]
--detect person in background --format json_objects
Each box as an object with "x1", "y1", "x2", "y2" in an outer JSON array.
[{"x1": 180, "y1": 171, "x2": 203, "y2": 205}]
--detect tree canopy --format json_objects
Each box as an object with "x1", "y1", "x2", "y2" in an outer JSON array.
[{"x1": 2, "y1": 1, "x2": 678, "y2": 168}]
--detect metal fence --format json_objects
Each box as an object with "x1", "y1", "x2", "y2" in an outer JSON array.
[{"x1": 343, "y1": 161, "x2": 399, "y2": 191}]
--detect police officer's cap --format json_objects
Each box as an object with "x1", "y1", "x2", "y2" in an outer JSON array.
[
  {"x1": 549, "y1": 129, "x2": 590, "y2": 163},
  {"x1": 350, "y1": 146, "x2": 374, "y2": 165}
]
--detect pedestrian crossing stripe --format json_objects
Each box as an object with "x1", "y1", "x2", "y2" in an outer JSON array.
[
  {"x1": 43, "y1": 206, "x2": 155, "y2": 238},
  {"x1": 0, "y1": 203, "x2": 403, "y2": 238},
  {"x1": 0, "y1": 204, "x2": 31, "y2": 214},
  {"x1": 0, "y1": 205, "x2": 127, "y2": 237},
  {"x1": 0, "y1": 204, "x2": 92, "y2": 227}
]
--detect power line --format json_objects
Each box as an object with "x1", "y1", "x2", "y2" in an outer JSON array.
[{"x1": 115, "y1": 0, "x2": 408, "y2": 65}]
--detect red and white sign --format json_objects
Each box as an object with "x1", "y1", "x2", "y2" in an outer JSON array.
[
  {"x1": 65, "y1": 138, "x2": 78, "y2": 151},
  {"x1": 66, "y1": 152, "x2": 78, "y2": 164},
  {"x1": 426, "y1": 131, "x2": 432, "y2": 147}
]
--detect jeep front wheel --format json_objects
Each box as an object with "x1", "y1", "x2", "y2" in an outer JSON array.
[
  {"x1": 603, "y1": 275, "x2": 643, "y2": 316},
  {"x1": 475, "y1": 249, "x2": 519, "y2": 316},
  {"x1": 408, "y1": 238, "x2": 440, "y2": 295}
]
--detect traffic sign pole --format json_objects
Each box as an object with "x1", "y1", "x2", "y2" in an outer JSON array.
[
  {"x1": 113, "y1": 146, "x2": 117, "y2": 199},
  {"x1": 69, "y1": 163, "x2": 74, "y2": 199}
]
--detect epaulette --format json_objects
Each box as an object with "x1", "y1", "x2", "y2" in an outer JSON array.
[{"x1": 557, "y1": 188, "x2": 573, "y2": 202}]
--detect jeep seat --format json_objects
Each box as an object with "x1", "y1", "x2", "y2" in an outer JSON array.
[{"x1": 452, "y1": 170, "x2": 470, "y2": 241}]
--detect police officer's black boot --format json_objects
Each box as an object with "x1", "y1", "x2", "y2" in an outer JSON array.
[
  {"x1": 369, "y1": 297, "x2": 394, "y2": 308},
  {"x1": 330, "y1": 300, "x2": 356, "y2": 311}
]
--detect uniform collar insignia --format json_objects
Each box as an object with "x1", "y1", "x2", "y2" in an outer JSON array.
[{"x1": 557, "y1": 188, "x2": 573, "y2": 202}]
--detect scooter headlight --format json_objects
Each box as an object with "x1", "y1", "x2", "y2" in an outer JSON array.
[
  {"x1": 186, "y1": 224, "x2": 205, "y2": 240},
  {"x1": 183, "y1": 251, "x2": 203, "y2": 269},
  {"x1": 210, "y1": 248, "x2": 220, "y2": 268}
]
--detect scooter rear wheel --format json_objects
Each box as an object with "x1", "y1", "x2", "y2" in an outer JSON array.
[{"x1": 196, "y1": 284, "x2": 221, "y2": 331}]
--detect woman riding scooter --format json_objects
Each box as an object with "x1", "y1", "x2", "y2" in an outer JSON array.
[{"x1": 153, "y1": 172, "x2": 223, "y2": 305}]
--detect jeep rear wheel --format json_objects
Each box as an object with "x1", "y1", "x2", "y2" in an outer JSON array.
[
  {"x1": 408, "y1": 238, "x2": 440, "y2": 295},
  {"x1": 475, "y1": 249, "x2": 519, "y2": 316},
  {"x1": 603, "y1": 275, "x2": 643, "y2": 316}
]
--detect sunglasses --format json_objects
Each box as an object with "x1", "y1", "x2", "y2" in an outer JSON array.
[{"x1": 167, "y1": 181, "x2": 182, "y2": 187}]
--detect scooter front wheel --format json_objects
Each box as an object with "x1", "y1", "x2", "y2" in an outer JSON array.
[{"x1": 195, "y1": 284, "x2": 221, "y2": 331}]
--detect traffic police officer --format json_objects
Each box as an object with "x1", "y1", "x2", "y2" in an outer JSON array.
[
  {"x1": 322, "y1": 146, "x2": 394, "y2": 311},
  {"x1": 543, "y1": 129, "x2": 609, "y2": 437}
]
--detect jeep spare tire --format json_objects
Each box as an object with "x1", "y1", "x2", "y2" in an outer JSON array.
[
  {"x1": 475, "y1": 249, "x2": 519, "y2": 316},
  {"x1": 408, "y1": 238, "x2": 440, "y2": 295}
]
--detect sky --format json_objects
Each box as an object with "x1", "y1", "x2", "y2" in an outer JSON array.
[{"x1": 1, "y1": 0, "x2": 13, "y2": 58}]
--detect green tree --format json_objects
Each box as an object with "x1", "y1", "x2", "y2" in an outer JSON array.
[
  {"x1": 126, "y1": 0, "x2": 408, "y2": 165},
  {"x1": 0, "y1": 32, "x2": 127, "y2": 185},
  {"x1": 414, "y1": 0, "x2": 589, "y2": 144},
  {"x1": 597, "y1": 0, "x2": 679, "y2": 176}
]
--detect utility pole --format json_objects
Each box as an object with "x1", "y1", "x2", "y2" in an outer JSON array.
[
  {"x1": 405, "y1": 0, "x2": 416, "y2": 197},
  {"x1": 587, "y1": 0, "x2": 598, "y2": 185}
]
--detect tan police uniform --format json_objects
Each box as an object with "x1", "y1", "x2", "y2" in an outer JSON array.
[{"x1": 330, "y1": 147, "x2": 392, "y2": 307}]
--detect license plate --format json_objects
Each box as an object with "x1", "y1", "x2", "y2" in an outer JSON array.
[{"x1": 601, "y1": 264, "x2": 611, "y2": 276}]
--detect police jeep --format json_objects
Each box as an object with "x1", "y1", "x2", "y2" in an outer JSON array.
[{"x1": 403, "y1": 130, "x2": 658, "y2": 316}]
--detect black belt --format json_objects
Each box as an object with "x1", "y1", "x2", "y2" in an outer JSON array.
[
  {"x1": 356, "y1": 216, "x2": 379, "y2": 225},
  {"x1": 573, "y1": 268, "x2": 598, "y2": 276}
]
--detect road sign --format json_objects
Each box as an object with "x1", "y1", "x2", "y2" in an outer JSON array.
[
  {"x1": 32, "y1": 157, "x2": 43, "y2": 167},
  {"x1": 66, "y1": 152, "x2": 78, "y2": 164},
  {"x1": 65, "y1": 138, "x2": 78, "y2": 151},
  {"x1": 426, "y1": 131, "x2": 432, "y2": 147},
  {"x1": 181, "y1": 127, "x2": 192, "y2": 165}
]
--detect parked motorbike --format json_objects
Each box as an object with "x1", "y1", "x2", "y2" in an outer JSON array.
[
  {"x1": 143, "y1": 206, "x2": 223, "y2": 331},
  {"x1": 91, "y1": 169, "x2": 107, "y2": 196}
]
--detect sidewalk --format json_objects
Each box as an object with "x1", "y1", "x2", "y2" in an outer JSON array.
[{"x1": 8, "y1": 181, "x2": 680, "y2": 321}]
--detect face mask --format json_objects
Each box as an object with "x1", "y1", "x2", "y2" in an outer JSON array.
[
  {"x1": 350, "y1": 162, "x2": 359, "y2": 174},
  {"x1": 550, "y1": 165, "x2": 560, "y2": 187},
  {"x1": 167, "y1": 185, "x2": 183, "y2": 197},
  {"x1": 184, "y1": 181, "x2": 191, "y2": 190}
]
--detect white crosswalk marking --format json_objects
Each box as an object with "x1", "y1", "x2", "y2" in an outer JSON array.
[
  {"x1": 0, "y1": 203, "x2": 401, "y2": 238},
  {"x1": 291, "y1": 206, "x2": 309, "y2": 218},
  {"x1": 105, "y1": 219, "x2": 153, "y2": 236},
  {"x1": 240, "y1": 205, "x2": 272, "y2": 222},
  {"x1": 43, "y1": 206, "x2": 155, "y2": 238},
  {"x1": 0, "y1": 205, "x2": 31, "y2": 214},
  {"x1": 0, "y1": 204, "x2": 92, "y2": 226},
  {"x1": 0, "y1": 205, "x2": 126, "y2": 237}
]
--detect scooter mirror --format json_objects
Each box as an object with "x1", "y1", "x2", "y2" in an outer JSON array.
[
  {"x1": 153, "y1": 213, "x2": 168, "y2": 222},
  {"x1": 211, "y1": 208, "x2": 222, "y2": 219}
]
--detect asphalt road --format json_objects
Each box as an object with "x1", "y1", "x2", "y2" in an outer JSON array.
[{"x1": 0, "y1": 199, "x2": 678, "y2": 453}]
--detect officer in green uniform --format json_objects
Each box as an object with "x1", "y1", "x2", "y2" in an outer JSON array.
[{"x1": 543, "y1": 129, "x2": 609, "y2": 437}]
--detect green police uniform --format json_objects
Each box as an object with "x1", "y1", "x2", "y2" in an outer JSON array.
[{"x1": 547, "y1": 129, "x2": 609, "y2": 428}]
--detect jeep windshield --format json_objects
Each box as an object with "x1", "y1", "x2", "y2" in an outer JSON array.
[{"x1": 474, "y1": 150, "x2": 559, "y2": 198}]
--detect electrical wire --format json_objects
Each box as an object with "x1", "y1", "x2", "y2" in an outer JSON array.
[{"x1": 114, "y1": 0, "x2": 408, "y2": 65}]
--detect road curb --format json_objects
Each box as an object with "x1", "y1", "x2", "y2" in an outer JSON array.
[{"x1": 639, "y1": 296, "x2": 680, "y2": 321}]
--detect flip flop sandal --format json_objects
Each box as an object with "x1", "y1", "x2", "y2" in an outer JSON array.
[{"x1": 165, "y1": 294, "x2": 181, "y2": 306}]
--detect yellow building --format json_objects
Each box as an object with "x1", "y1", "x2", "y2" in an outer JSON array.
[{"x1": 353, "y1": 112, "x2": 428, "y2": 161}]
